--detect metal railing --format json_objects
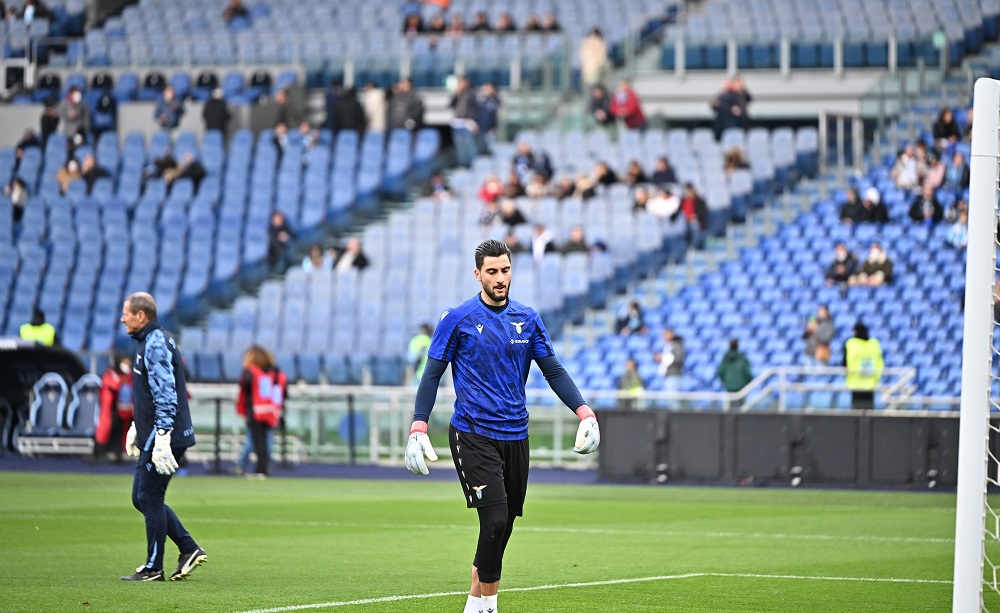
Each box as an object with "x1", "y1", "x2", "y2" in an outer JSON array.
[{"x1": 186, "y1": 364, "x2": 954, "y2": 469}]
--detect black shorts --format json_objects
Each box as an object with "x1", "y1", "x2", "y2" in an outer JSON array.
[{"x1": 449, "y1": 424, "x2": 529, "y2": 516}]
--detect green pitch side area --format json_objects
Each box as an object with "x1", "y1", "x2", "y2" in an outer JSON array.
[{"x1": 0, "y1": 472, "x2": 986, "y2": 612}]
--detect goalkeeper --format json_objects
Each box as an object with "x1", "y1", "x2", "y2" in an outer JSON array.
[
  {"x1": 405, "y1": 240, "x2": 600, "y2": 613},
  {"x1": 119, "y1": 292, "x2": 206, "y2": 582}
]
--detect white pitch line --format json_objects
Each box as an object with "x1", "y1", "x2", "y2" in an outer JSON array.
[
  {"x1": 232, "y1": 572, "x2": 952, "y2": 613},
  {"x1": 0, "y1": 513, "x2": 954, "y2": 544}
]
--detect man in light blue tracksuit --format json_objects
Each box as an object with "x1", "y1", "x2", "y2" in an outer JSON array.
[{"x1": 119, "y1": 292, "x2": 207, "y2": 582}]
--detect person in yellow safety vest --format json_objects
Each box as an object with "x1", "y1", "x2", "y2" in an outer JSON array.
[
  {"x1": 407, "y1": 323, "x2": 433, "y2": 387},
  {"x1": 19, "y1": 307, "x2": 58, "y2": 346},
  {"x1": 844, "y1": 321, "x2": 884, "y2": 410}
]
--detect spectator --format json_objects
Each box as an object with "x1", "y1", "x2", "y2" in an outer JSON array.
[
  {"x1": 55, "y1": 158, "x2": 82, "y2": 194},
  {"x1": 362, "y1": 82, "x2": 387, "y2": 133},
  {"x1": 81, "y1": 154, "x2": 110, "y2": 193},
  {"x1": 922, "y1": 149, "x2": 945, "y2": 190},
  {"x1": 449, "y1": 76, "x2": 479, "y2": 167},
  {"x1": 593, "y1": 161, "x2": 618, "y2": 186},
  {"x1": 301, "y1": 244, "x2": 332, "y2": 272},
  {"x1": 324, "y1": 80, "x2": 341, "y2": 132},
  {"x1": 297, "y1": 121, "x2": 319, "y2": 159},
  {"x1": 579, "y1": 28, "x2": 608, "y2": 88},
  {"x1": 333, "y1": 86, "x2": 367, "y2": 133},
  {"x1": 588, "y1": 84, "x2": 613, "y2": 128},
  {"x1": 803, "y1": 304, "x2": 835, "y2": 363},
  {"x1": 273, "y1": 88, "x2": 301, "y2": 129},
  {"x1": 202, "y1": 88, "x2": 231, "y2": 137},
  {"x1": 908, "y1": 184, "x2": 943, "y2": 225},
  {"x1": 650, "y1": 156, "x2": 677, "y2": 186},
  {"x1": 14, "y1": 128, "x2": 39, "y2": 161},
  {"x1": 609, "y1": 80, "x2": 647, "y2": 130},
  {"x1": 825, "y1": 242, "x2": 858, "y2": 288},
  {"x1": 622, "y1": 160, "x2": 647, "y2": 186},
  {"x1": 272, "y1": 122, "x2": 289, "y2": 158},
  {"x1": 531, "y1": 224, "x2": 556, "y2": 263},
  {"x1": 235, "y1": 345, "x2": 286, "y2": 478},
  {"x1": 932, "y1": 107, "x2": 961, "y2": 152},
  {"x1": 503, "y1": 171, "x2": 525, "y2": 199},
  {"x1": 560, "y1": 225, "x2": 589, "y2": 254},
  {"x1": 163, "y1": 153, "x2": 207, "y2": 191},
  {"x1": 222, "y1": 0, "x2": 249, "y2": 23},
  {"x1": 839, "y1": 187, "x2": 865, "y2": 224},
  {"x1": 154, "y1": 85, "x2": 185, "y2": 130},
  {"x1": 478, "y1": 173, "x2": 504, "y2": 204},
  {"x1": 95, "y1": 354, "x2": 133, "y2": 463},
  {"x1": 716, "y1": 339, "x2": 753, "y2": 397},
  {"x1": 23, "y1": 0, "x2": 52, "y2": 24},
  {"x1": 504, "y1": 230, "x2": 528, "y2": 254},
  {"x1": 388, "y1": 78, "x2": 424, "y2": 131},
  {"x1": 552, "y1": 176, "x2": 576, "y2": 200},
  {"x1": 425, "y1": 13, "x2": 447, "y2": 34},
  {"x1": 39, "y1": 97, "x2": 60, "y2": 147},
  {"x1": 944, "y1": 151, "x2": 970, "y2": 188},
  {"x1": 498, "y1": 198, "x2": 528, "y2": 227},
  {"x1": 446, "y1": 13, "x2": 465, "y2": 36},
  {"x1": 646, "y1": 187, "x2": 681, "y2": 220},
  {"x1": 541, "y1": 11, "x2": 561, "y2": 31},
  {"x1": 890, "y1": 144, "x2": 923, "y2": 190},
  {"x1": 468, "y1": 11, "x2": 491, "y2": 32},
  {"x1": 572, "y1": 171, "x2": 598, "y2": 200},
  {"x1": 849, "y1": 242, "x2": 894, "y2": 287},
  {"x1": 333, "y1": 237, "x2": 370, "y2": 272},
  {"x1": 19, "y1": 307, "x2": 58, "y2": 346},
  {"x1": 710, "y1": 75, "x2": 752, "y2": 139},
  {"x1": 424, "y1": 172, "x2": 452, "y2": 201},
  {"x1": 407, "y1": 323, "x2": 434, "y2": 386},
  {"x1": 723, "y1": 147, "x2": 749, "y2": 173},
  {"x1": 5, "y1": 176, "x2": 28, "y2": 222},
  {"x1": 858, "y1": 187, "x2": 889, "y2": 223},
  {"x1": 654, "y1": 328, "x2": 686, "y2": 404},
  {"x1": 618, "y1": 358, "x2": 645, "y2": 410},
  {"x1": 944, "y1": 197, "x2": 968, "y2": 224},
  {"x1": 615, "y1": 301, "x2": 647, "y2": 336},
  {"x1": 523, "y1": 15, "x2": 542, "y2": 31},
  {"x1": 632, "y1": 186, "x2": 651, "y2": 212},
  {"x1": 476, "y1": 82, "x2": 501, "y2": 153},
  {"x1": 524, "y1": 174, "x2": 550, "y2": 199},
  {"x1": 267, "y1": 211, "x2": 294, "y2": 272},
  {"x1": 947, "y1": 210, "x2": 969, "y2": 250},
  {"x1": 511, "y1": 141, "x2": 552, "y2": 184},
  {"x1": 402, "y1": 12, "x2": 424, "y2": 35},
  {"x1": 843, "y1": 322, "x2": 883, "y2": 410},
  {"x1": 679, "y1": 183, "x2": 708, "y2": 248},
  {"x1": 59, "y1": 85, "x2": 90, "y2": 145},
  {"x1": 496, "y1": 12, "x2": 517, "y2": 32}
]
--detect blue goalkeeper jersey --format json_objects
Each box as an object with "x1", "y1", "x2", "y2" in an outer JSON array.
[{"x1": 428, "y1": 294, "x2": 555, "y2": 440}]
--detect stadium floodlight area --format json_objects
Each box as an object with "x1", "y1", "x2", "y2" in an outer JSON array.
[{"x1": 955, "y1": 77, "x2": 1000, "y2": 613}]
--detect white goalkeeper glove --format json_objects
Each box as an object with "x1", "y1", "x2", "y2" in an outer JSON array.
[
  {"x1": 404, "y1": 420, "x2": 438, "y2": 475},
  {"x1": 125, "y1": 422, "x2": 140, "y2": 458},
  {"x1": 573, "y1": 406, "x2": 600, "y2": 454},
  {"x1": 151, "y1": 429, "x2": 178, "y2": 476}
]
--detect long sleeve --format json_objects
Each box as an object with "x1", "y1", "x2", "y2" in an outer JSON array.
[
  {"x1": 145, "y1": 330, "x2": 178, "y2": 431},
  {"x1": 535, "y1": 354, "x2": 586, "y2": 412},
  {"x1": 413, "y1": 357, "x2": 448, "y2": 423}
]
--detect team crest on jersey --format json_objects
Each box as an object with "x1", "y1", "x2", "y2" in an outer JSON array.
[
  {"x1": 510, "y1": 321, "x2": 525, "y2": 334},
  {"x1": 472, "y1": 485, "x2": 488, "y2": 499}
]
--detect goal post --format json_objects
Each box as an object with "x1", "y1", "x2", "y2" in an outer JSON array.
[{"x1": 955, "y1": 77, "x2": 1000, "y2": 613}]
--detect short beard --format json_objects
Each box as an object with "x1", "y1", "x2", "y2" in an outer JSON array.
[{"x1": 482, "y1": 282, "x2": 508, "y2": 305}]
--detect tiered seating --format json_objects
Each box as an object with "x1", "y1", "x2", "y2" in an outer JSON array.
[
  {"x1": 0, "y1": 126, "x2": 439, "y2": 354},
  {"x1": 1, "y1": 0, "x2": 87, "y2": 60},
  {"x1": 662, "y1": 0, "x2": 1000, "y2": 70},
  {"x1": 48, "y1": 0, "x2": 678, "y2": 88},
  {"x1": 175, "y1": 124, "x2": 815, "y2": 384}
]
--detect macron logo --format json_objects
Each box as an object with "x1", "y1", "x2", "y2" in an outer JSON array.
[
  {"x1": 476, "y1": 324, "x2": 484, "y2": 334},
  {"x1": 440, "y1": 310, "x2": 450, "y2": 321},
  {"x1": 510, "y1": 321, "x2": 525, "y2": 334}
]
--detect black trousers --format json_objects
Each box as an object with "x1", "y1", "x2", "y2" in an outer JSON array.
[{"x1": 247, "y1": 420, "x2": 271, "y2": 475}]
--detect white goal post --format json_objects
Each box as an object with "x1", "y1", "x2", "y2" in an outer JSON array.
[{"x1": 955, "y1": 77, "x2": 1000, "y2": 613}]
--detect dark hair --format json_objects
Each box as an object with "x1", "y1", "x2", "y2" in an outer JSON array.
[
  {"x1": 474, "y1": 239, "x2": 511, "y2": 269},
  {"x1": 729, "y1": 338, "x2": 739, "y2": 351},
  {"x1": 853, "y1": 321, "x2": 870, "y2": 340},
  {"x1": 125, "y1": 292, "x2": 158, "y2": 320}
]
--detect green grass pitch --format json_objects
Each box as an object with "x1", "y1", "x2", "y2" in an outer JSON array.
[{"x1": 0, "y1": 471, "x2": 990, "y2": 612}]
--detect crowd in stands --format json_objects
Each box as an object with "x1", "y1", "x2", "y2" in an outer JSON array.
[{"x1": 400, "y1": 1, "x2": 562, "y2": 36}]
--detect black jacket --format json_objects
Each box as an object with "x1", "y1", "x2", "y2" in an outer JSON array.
[{"x1": 130, "y1": 320, "x2": 195, "y2": 451}]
